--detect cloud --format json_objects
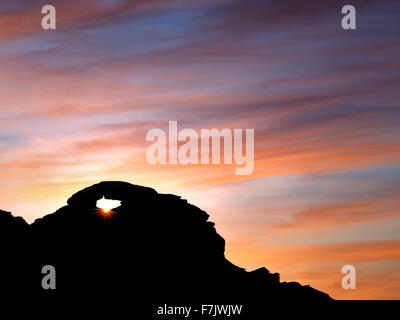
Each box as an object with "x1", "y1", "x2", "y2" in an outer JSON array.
[
  {"x1": 276, "y1": 195, "x2": 399, "y2": 229},
  {"x1": 226, "y1": 238, "x2": 400, "y2": 299},
  {"x1": 1, "y1": 0, "x2": 400, "y2": 299},
  {"x1": 0, "y1": 0, "x2": 180, "y2": 41}
]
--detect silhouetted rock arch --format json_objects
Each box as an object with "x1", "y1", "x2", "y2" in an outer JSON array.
[{"x1": 0, "y1": 181, "x2": 332, "y2": 315}]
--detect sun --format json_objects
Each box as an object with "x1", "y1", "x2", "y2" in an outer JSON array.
[
  {"x1": 96, "y1": 207, "x2": 115, "y2": 219},
  {"x1": 96, "y1": 196, "x2": 121, "y2": 219}
]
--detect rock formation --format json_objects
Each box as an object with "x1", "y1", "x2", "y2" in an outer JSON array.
[{"x1": 0, "y1": 181, "x2": 332, "y2": 314}]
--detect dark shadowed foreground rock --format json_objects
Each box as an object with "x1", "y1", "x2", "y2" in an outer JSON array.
[{"x1": 1, "y1": 181, "x2": 333, "y2": 315}]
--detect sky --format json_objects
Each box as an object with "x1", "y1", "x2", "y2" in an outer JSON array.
[{"x1": 0, "y1": 0, "x2": 399, "y2": 299}]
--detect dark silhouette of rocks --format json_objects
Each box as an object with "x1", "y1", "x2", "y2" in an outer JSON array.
[{"x1": 0, "y1": 181, "x2": 333, "y2": 314}]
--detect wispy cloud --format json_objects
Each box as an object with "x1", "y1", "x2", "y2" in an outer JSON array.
[{"x1": 0, "y1": 0, "x2": 399, "y2": 299}]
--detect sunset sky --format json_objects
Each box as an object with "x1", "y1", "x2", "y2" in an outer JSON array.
[{"x1": 1, "y1": 0, "x2": 399, "y2": 299}]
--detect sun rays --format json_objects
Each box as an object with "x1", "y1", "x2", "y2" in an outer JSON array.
[{"x1": 95, "y1": 196, "x2": 121, "y2": 219}]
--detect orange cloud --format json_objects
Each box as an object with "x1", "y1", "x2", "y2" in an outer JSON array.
[
  {"x1": 226, "y1": 240, "x2": 400, "y2": 299},
  {"x1": 276, "y1": 195, "x2": 400, "y2": 229}
]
